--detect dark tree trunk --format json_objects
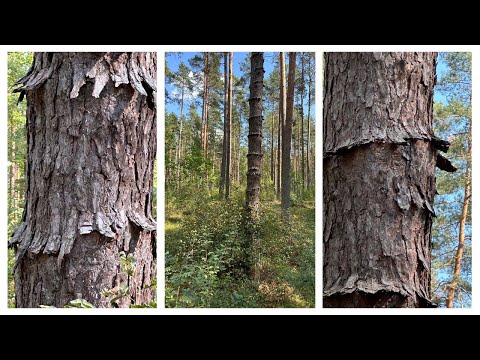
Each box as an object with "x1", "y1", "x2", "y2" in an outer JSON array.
[
  {"x1": 281, "y1": 52, "x2": 296, "y2": 211},
  {"x1": 10, "y1": 52, "x2": 157, "y2": 308},
  {"x1": 323, "y1": 52, "x2": 437, "y2": 308},
  {"x1": 246, "y1": 53, "x2": 264, "y2": 216}
]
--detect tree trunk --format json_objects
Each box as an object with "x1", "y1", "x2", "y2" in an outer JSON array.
[
  {"x1": 10, "y1": 52, "x2": 157, "y2": 308},
  {"x1": 246, "y1": 53, "x2": 264, "y2": 216},
  {"x1": 281, "y1": 52, "x2": 296, "y2": 211},
  {"x1": 220, "y1": 53, "x2": 228, "y2": 197},
  {"x1": 176, "y1": 83, "x2": 185, "y2": 191},
  {"x1": 270, "y1": 101, "x2": 275, "y2": 184},
  {"x1": 300, "y1": 53, "x2": 305, "y2": 192},
  {"x1": 323, "y1": 52, "x2": 438, "y2": 308},
  {"x1": 446, "y1": 120, "x2": 471, "y2": 308},
  {"x1": 306, "y1": 54, "x2": 312, "y2": 190},
  {"x1": 225, "y1": 53, "x2": 233, "y2": 199},
  {"x1": 201, "y1": 53, "x2": 210, "y2": 158},
  {"x1": 277, "y1": 53, "x2": 286, "y2": 200}
]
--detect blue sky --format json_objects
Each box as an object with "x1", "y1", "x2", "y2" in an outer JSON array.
[
  {"x1": 166, "y1": 52, "x2": 312, "y2": 117},
  {"x1": 166, "y1": 52, "x2": 448, "y2": 115}
]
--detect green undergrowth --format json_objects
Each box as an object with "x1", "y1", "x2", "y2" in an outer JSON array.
[{"x1": 165, "y1": 191, "x2": 315, "y2": 308}]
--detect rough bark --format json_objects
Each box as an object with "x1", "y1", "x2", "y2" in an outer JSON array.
[
  {"x1": 323, "y1": 52, "x2": 438, "y2": 308},
  {"x1": 10, "y1": 52, "x2": 157, "y2": 308},
  {"x1": 446, "y1": 121, "x2": 471, "y2": 308},
  {"x1": 246, "y1": 53, "x2": 264, "y2": 216},
  {"x1": 276, "y1": 53, "x2": 286, "y2": 200},
  {"x1": 281, "y1": 52, "x2": 296, "y2": 211}
]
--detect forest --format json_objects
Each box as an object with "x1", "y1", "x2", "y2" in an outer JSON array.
[
  {"x1": 165, "y1": 52, "x2": 316, "y2": 307},
  {"x1": 323, "y1": 52, "x2": 471, "y2": 308}
]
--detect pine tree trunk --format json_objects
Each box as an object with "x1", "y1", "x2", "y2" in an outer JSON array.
[
  {"x1": 176, "y1": 84, "x2": 185, "y2": 191},
  {"x1": 306, "y1": 54, "x2": 312, "y2": 190},
  {"x1": 10, "y1": 52, "x2": 157, "y2": 308},
  {"x1": 225, "y1": 53, "x2": 233, "y2": 199},
  {"x1": 270, "y1": 101, "x2": 275, "y2": 183},
  {"x1": 277, "y1": 53, "x2": 286, "y2": 200},
  {"x1": 246, "y1": 53, "x2": 264, "y2": 216},
  {"x1": 446, "y1": 120, "x2": 471, "y2": 308},
  {"x1": 323, "y1": 52, "x2": 438, "y2": 308},
  {"x1": 220, "y1": 53, "x2": 227, "y2": 196},
  {"x1": 300, "y1": 53, "x2": 305, "y2": 192},
  {"x1": 281, "y1": 52, "x2": 296, "y2": 211}
]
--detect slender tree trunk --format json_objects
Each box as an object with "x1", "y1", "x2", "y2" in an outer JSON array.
[
  {"x1": 270, "y1": 101, "x2": 275, "y2": 184},
  {"x1": 246, "y1": 53, "x2": 264, "y2": 216},
  {"x1": 446, "y1": 120, "x2": 472, "y2": 308},
  {"x1": 306, "y1": 54, "x2": 312, "y2": 190},
  {"x1": 323, "y1": 52, "x2": 438, "y2": 308},
  {"x1": 10, "y1": 52, "x2": 157, "y2": 308},
  {"x1": 225, "y1": 53, "x2": 233, "y2": 199},
  {"x1": 300, "y1": 53, "x2": 305, "y2": 192},
  {"x1": 281, "y1": 52, "x2": 296, "y2": 211},
  {"x1": 277, "y1": 53, "x2": 286, "y2": 200},
  {"x1": 176, "y1": 84, "x2": 185, "y2": 191},
  {"x1": 220, "y1": 53, "x2": 228, "y2": 196}
]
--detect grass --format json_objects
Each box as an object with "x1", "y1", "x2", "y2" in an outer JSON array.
[{"x1": 165, "y1": 193, "x2": 315, "y2": 308}]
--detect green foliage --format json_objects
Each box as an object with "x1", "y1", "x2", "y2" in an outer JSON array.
[
  {"x1": 165, "y1": 191, "x2": 315, "y2": 308},
  {"x1": 431, "y1": 52, "x2": 472, "y2": 308}
]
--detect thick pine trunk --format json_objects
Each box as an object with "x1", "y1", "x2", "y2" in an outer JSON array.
[
  {"x1": 446, "y1": 121, "x2": 471, "y2": 308},
  {"x1": 323, "y1": 52, "x2": 437, "y2": 308},
  {"x1": 276, "y1": 53, "x2": 286, "y2": 200},
  {"x1": 281, "y1": 52, "x2": 296, "y2": 211},
  {"x1": 246, "y1": 53, "x2": 264, "y2": 216},
  {"x1": 10, "y1": 52, "x2": 157, "y2": 308}
]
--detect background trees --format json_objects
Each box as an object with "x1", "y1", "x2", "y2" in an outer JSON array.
[{"x1": 431, "y1": 52, "x2": 472, "y2": 308}]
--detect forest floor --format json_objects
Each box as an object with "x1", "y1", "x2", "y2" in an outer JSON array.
[{"x1": 165, "y1": 193, "x2": 315, "y2": 308}]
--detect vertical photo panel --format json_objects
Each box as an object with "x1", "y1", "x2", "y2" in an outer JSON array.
[
  {"x1": 165, "y1": 52, "x2": 316, "y2": 308},
  {"x1": 323, "y1": 52, "x2": 471, "y2": 308},
  {"x1": 7, "y1": 52, "x2": 157, "y2": 308}
]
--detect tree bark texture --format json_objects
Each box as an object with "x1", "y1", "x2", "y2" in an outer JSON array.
[
  {"x1": 446, "y1": 121, "x2": 471, "y2": 308},
  {"x1": 281, "y1": 52, "x2": 296, "y2": 210},
  {"x1": 323, "y1": 52, "x2": 438, "y2": 308},
  {"x1": 10, "y1": 52, "x2": 157, "y2": 308},
  {"x1": 246, "y1": 53, "x2": 264, "y2": 216}
]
